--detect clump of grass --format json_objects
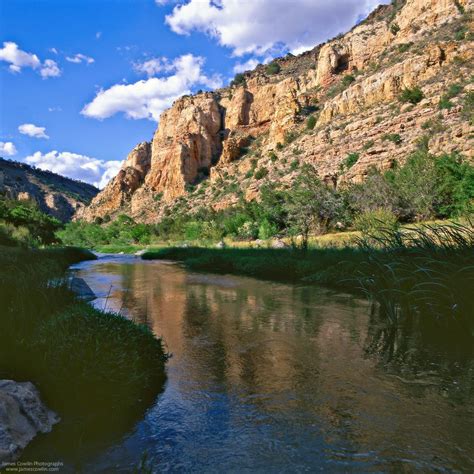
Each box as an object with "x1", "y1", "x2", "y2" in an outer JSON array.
[
  {"x1": 357, "y1": 222, "x2": 474, "y2": 331},
  {"x1": 400, "y1": 86, "x2": 424, "y2": 104}
]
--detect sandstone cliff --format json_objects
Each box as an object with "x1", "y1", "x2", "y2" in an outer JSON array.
[
  {"x1": 79, "y1": 0, "x2": 474, "y2": 223},
  {"x1": 0, "y1": 158, "x2": 98, "y2": 222}
]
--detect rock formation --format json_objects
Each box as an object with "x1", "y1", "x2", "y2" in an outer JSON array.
[
  {"x1": 0, "y1": 158, "x2": 98, "y2": 222},
  {"x1": 0, "y1": 380, "x2": 59, "y2": 463},
  {"x1": 79, "y1": 0, "x2": 473, "y2": 223}
]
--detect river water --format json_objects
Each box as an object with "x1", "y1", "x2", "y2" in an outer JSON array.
[{"x1": 68, "y1": 254, "x2": 473, "y2": 472}]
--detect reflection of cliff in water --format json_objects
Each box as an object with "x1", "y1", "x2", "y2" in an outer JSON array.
[{"x1": 75, "y1": 257, "x2": 474, "y2": 471}]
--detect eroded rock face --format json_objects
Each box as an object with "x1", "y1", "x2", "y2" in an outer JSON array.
[
  {"x1": 77, "y1": 0, "x2": 473, "y2": 223},
  {"x1": 0, "y1": 380, "x2": 59, "y2": 463}
]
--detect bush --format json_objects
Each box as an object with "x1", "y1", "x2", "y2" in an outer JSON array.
[
  {"x1": 354, "y1": 208, "x2": 399, "y2": 236},
  {"x1": 341, "y1": 74, "x2": 356, "y2": 87},
  {"x1": 439, "y1": 96, "x2": 454, "y2": 110},
  {"x1": 382, "y1": 133, "x2": 402, "y2": 144},
  {"x1": 342, "y1": 152, "x2": 359, "y2": 170},
  {"x1": 390, "y1": 23, "x2": 400, "y2": 35},
  {"x1": 254, "y1": 167, "x2": 269, "y2": 180},
  {"x1": 231, "y1": 73, "x2": 246, "y2": 87},
  {"x1": 306, "y1": 115, "x2": 317, "y2": 130},
  {"x1": 399, "y1": 86, "x2": 424, "y2": 104},
  {"x1": 265, "y1": 62, "x2": 281, "y2": 75},
  {"x1": 258, "y1": 219, "x2": 278, "y2": 240}
]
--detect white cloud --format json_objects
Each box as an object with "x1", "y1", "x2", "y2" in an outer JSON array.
[
  {"x1": 24, "y1": 151, "x2": 122, "y2": 189},
  {"x1": 49, "y1": 47, "x2": 58, "y2": 55},
  {"x1": 48, "y1": 106, "x2": 62, "y2": 112},
  {"x1": 82, "y1": 54, "x2": 223, "y2": 122},
  {"x1": 233, "y1": 58, "x2": 260, "y2": 74},
  {"x1": 0, "y1": 41, "x2": 40, "y2": 73},
  {"x1": 166, "y1": 0, "x2": 390, "y2": 57},
  {"x1": 0, "y1": 142, "x2": 17, "y2": 156},
  {"x1": 18, "y1": 123, "x2": 49, "y2": 139},
  {"x1": 134, "y1": 57, "x2": 174, "y2": 77},
  {"x1": 66, "y1": 53, "x2": 95, "y2": 64},
  {"x1": 40, "y1": 59, "x2": 61, "y2": 78},
  {"x1": 0, "y1": 42, "x2": 61, "y2": 79},
  {"x1": 96, "y1": 31, "x2": 102, "y2": 39}
]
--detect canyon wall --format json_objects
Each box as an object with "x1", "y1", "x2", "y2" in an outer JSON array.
[{"x1": 78, "y1": 0, "x2": 473, "y2": 223}]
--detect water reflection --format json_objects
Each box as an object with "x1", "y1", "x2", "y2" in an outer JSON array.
[{"x1": 69, "y1": 255, "x2": 474, "y2": 472}]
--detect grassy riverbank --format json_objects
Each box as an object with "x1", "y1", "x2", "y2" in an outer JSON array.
[
  {"x1": 143, "y1": 223, "x2": 474, "y2": 332},
  {"x1": 0, "y1": 245, "x2": 168, "y2": 454}
]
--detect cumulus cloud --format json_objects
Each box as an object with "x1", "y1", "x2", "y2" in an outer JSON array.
[
  {"x1": 18, "y1": 123, "x2": 49, "y2": 139},
  {"x1": 66, "y1": 53, "x2": 95, "y2": 64},
  {"x1": 166, "y1": 0, "x2": 390, "y2": 56},
  {"x1": 133, "y1": 57, "x2": 174, "y2": 77},
  {"x1": 24, "y1": 151, "x2": 122, "y2": 189},
  {"x1": 0, "y1": 42, "x2": 62, "y2": 78},
  {"x1": 233, "y1": 58, "x2": 260, "y2": 74},
  {"x1": 0, "y1": 41, "x2": 40, "y2": 73},
  {"x1": 0, "y1": 142, "x2": 17, "y2": 156},
  {"x1": 82, "y1": 54, "x2": 223, "y2": 121},
  {"x1": 39, "y1": 59, "x2": 61, "y2": 78}
]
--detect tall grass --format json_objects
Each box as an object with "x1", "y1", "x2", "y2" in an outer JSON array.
[{"x1": 357, "y1": 222, "x2": 474, "y2": 331}]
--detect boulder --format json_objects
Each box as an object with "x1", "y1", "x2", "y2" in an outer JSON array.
[
  {"x1": 0, "y1": 380, "x2": 59, "y2": 463},
  {"x1": 272, "y1": 239, "x2": 288, "y2": 249}
]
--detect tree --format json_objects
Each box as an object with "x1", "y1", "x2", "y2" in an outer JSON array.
[{"x1": 284, "y1": 165, "x2": 342, "y2": 250}]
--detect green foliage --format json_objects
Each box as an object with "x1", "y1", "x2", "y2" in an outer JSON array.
[
  {"x1": 382, "y1": 133, "x2": 402, "y2": 144},
  {"x1": 306, "y1": 115, "x2": 317, "y2": 130},
  {"x1": 398, "y1": 42, "x2": 412, "y2": 53},
  {"x1": 254, "y1": 167, "x2": 269, "y2": 180},
  {"x1": 354, "y1": 208, "x2": 399, "y2": 236},
  {"x1": 454, "y1": 0, "x2": 465, "y2": 13},
  {"x1": 399, "y1": 86, "x2": 424, "y2": 104},
  {"x1": 341, "y1": 74, "x2": 356, "y2": 87},
  {"x1": 284, "y1": 130, "x2": 298, "y2": 144},
  {"x1": 390, "y1": 23, "x2": 400, "y2": 35},
  {"x1": 0, "y1": 197, "x2": 62, "y2": 246},
  {"x1": 265, "y1": 62, "x2": 281, "y2": 75},
  {"x1": 342, "y1": 152, "x2": 360, "y2": 170},
  {"x1": 269, "y1": 151, "x2": 278, "y2": 162},
  {"x1": 439, "y1": 96, "x2": 454, "y2": 110},
  {"x1": 258, "y1": 219, "x2": 278, "y2": 240},
  {"x1": 290, "y1": 159, "x2": 299, "y2": 171},
  {"x1": 231, "y1": 73, "x2": 246, "y2": 87}
]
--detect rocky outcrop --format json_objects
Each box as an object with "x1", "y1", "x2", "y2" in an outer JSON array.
[
  {"x1": 0, "y1": 380, "x2": 59, "y2": 463},
  {"x1": 77, "y1": 0, "x2": 473, "y2": 223},
  {"x1": 0, "y1": 159, "x2": 98, "y2": 222}
]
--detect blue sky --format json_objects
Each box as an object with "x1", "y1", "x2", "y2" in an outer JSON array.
[{"x1": 0, "y1": 0, "x2": 388, "y2": 188}]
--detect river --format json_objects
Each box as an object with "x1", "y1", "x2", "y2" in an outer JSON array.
[{"x1": 58, "y1": 254, "x2": 474, "y2": 471}]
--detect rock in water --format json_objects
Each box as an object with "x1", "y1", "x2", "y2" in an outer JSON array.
[{"x1": 0, "y1": 380, "x2": 60, "y2": 463}]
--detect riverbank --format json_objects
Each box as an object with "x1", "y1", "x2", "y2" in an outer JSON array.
[
  {"x1": 0, "y1": 245, "x2": 168, "y2": 461},
  {"x1": 142, "y1": 223, "x2": 474, "y2": 331}
]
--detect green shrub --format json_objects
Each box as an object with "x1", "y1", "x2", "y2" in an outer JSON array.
[
  {"x1": 290, "y1": 159, "x2": 299, "y2": 171},
  {"x1": 341, "y1": 74, "x2": 356, "y2": 87},
  {"x1": 265, "y1": 62, "x2": 281, "y2": 75},
  {"x1": 390, "y1": 23, "x2": 400, "y2": 35},
  {"x1": 398, "y1": 43, "x2": 412, "y2": 53},
  {"x1": 306, "y1": 115, "x2": 317, "y2": 130},
  {"x1": 269, "y1": 151, "x2": 278, "y2": 162},
  {"x1": 455, "y1": 27, "x2": 467, "y2": 40},
  {"x1": 284, "y1": 131, "x2": 298, "y2": 144},
  {"x1": 439, "y1": 96, "x2": 454, "y2": 110},
  {"x1": 382, "y1": 133, "x2": 402, "y2": 144},
  {"x1": 231, "y1": 73, "x2": 246, "y2": 87},
  {"x1": 254, "y1": 167, "x2": 269, "y2": 180},
  {"x1": 399, "y1": 86, "x2": 424, "y2": 104},
  {"x1": 354, "y1": 208, "x2": 399, "y2": 235},
  {"x1": 342, "y1": 152, "x2": 360, "y2": 170},
  {"x1": 258, "y1": 219, "x2": 278, "y2": 240}
]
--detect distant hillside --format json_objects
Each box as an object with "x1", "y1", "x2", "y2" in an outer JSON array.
[{"x1": 0, "y1": 158, "x2": 98, "y2": 222}]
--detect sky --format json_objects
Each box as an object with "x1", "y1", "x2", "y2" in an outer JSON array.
[{"x1": 0, "y1": 0, "x2": 389, "y2": 188}]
